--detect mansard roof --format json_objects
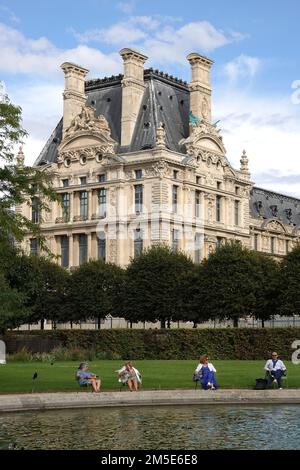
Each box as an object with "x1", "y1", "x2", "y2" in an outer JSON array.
[
  {"x1": 34, "y1": 69, "x2": 189, "y2": 166},
  {"x1": 250, "y1": 186, "x2": 300, "y2": 226}
]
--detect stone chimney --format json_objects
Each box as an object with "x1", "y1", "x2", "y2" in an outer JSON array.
[
  {"x1": 186, "y1": 53, "x2": 214, "y2": 123},
  {"x1": 119, "y1": 48, "x2": 148, "y2": 146},
  {"x1": 61, "y1": 62, "x2": 89, "y2": 137}
]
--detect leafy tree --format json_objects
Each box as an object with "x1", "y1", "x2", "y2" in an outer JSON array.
[
  {"x1": 0, "y1": 94, "x2": 57, "y2": 251},
  {"x1": 0, "y1": 272, "x2": 27, "y2": 334},
  {"x1": 7, "y1": 254, "x2": 69, "y2": 329},
  {"x1": 197, "y1": 241, "x2": 277, "y2": 327},
  {"x1": 250, "y1": 251, "x2": 280, "y2": 327},
  {"x1": 179, "y1": 264, "x2": 211, "y2": 327},
  {"x1": 278, "y1": 244, "x2": 300, "y2": 317},
  {"x1": 123, "y1": 245, "x2": 194, "y2": 328},
  {"x1": 67, "y1": 260, "x2": 125, "y2": 328}
]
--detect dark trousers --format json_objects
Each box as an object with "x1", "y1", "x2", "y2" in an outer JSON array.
[{"x1": 266, "y1": 370, "x2": 284, "y2": 388}]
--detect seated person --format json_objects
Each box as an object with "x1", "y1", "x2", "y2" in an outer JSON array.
[
  {"x1": 117, "y1": 361, "x2": 141, "y2": 391},
  {"x1": 194, "y1": 355, "x2": 218, "y2": 390},
  {"x1": 264, "y1": 352, "x2": 286, "y2": 389},
  {"x1": 76, "y1": 362, "x2": 101, "y2": 392}
]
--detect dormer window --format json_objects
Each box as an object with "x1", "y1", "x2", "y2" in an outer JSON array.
[{"x1": 270, "y1": 205, "x2": 278, "y2": 217}]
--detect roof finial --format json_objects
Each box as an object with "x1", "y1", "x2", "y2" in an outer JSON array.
[
  {"x1": 156, "y1": 122, "x2": 166, "y2": 149},
  {"x1": 240, "y1": 149, "x2": 250, "y2": 177},
  {"x1": 16, "y1": 145, "x2": 25, "y2": 167}
]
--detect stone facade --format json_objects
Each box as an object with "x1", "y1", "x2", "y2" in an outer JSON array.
[{"x1": 18, "y1": 48, "x2": 300, "y2": 267}]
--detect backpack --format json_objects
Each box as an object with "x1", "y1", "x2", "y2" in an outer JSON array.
[{"x1": 254, "y1": 378, "x2": 268, "y2": 390}]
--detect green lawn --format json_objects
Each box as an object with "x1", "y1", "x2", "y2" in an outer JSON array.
[
  {"x1": 0, "y1": 360, "x2": 300, "y2": 393},
  {"x1": 0, "y1": 360, "x2": 299, "y2": 394}
]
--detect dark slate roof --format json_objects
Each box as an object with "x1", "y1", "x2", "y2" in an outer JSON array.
[
  {"x1": 34, "y1": 69, "x2": 189, "y2": 166},
  {"x1": 250, "y1": 186, "x2": 300, "y2": 226}
]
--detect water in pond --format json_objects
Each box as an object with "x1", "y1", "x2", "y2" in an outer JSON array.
[{"x1": 0, "y1": 404, "x2": 299, "y2": 450}]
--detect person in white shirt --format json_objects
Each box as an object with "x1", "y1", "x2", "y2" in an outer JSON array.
[
  {"x1": 117, "y1": 361, "x2": 142, "y2": 391},
  {"x1": 194, "y1": 355, "x2": 218, "y2": 390},
  {"x1": 264, "y1": 352, "x2": 286, "y2": 389}
]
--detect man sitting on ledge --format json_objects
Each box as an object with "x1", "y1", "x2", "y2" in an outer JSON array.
[{"x1": 264, "y1": 352, "x2": 287, "y2": 389}]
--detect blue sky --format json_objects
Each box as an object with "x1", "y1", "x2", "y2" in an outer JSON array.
[{"x1": 1, "y1": 0, "x2": 300, "y2": 195}]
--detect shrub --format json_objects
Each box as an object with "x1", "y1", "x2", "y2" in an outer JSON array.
[{"x1": 3, "y1": 328, "x2": 300, "y2": 360}]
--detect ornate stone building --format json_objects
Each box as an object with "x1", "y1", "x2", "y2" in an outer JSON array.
[{"x1": 19, "y1": 48, "x2": 300, "y2": 267}]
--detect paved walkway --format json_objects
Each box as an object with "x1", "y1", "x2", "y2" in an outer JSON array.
[{"x1": 0, "y1": 389, "x2": 300, "y2": 412}]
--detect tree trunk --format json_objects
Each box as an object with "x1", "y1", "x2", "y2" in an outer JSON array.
[
  {"x1": 40, "y1": 319, "x2": 44, "y2": 330},
  {"x1": 233, "y1": 318, "x2": 239, "y2": 328},
  {"x1": 160, "y1": 319, "x2": 166, "y2": 329},
  {"x1": 97, "y1": 316, "x2": 101, "y2": 330},
  {"x1": 193, "y1": 322, "x2": 197, "y2": 329},
  {"x1": 130, "y1": 321, "x2": 133, "y2": 329},
  {"x1": 261, "y1": 319, "x2": 265, "y2": 328},
  {"x1": 70, "y1": 321, "x2": 73, "y2": 329},
  {"x1": 167, "y1": 319, "x2": 171, "y2": 329}
]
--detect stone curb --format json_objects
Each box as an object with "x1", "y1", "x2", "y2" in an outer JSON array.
[{"x1": 0, "y1": 389, "x2": 300, "y2": 413}]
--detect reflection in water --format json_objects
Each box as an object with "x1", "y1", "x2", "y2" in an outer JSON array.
[{"x1": 0, "y1": 404, "x2": 299, "y2": 450}]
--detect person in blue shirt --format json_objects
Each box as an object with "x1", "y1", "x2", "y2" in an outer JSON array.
[
  {"x1": 76, "y1": 362, "x2": 101, "y2": 392},
  {"x1": 264, "y1": 352, "x2": 287, "y2": 389}
]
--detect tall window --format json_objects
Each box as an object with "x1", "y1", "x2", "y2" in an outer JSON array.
[
  {"x1": 172, "y1": 229, "x2": 179, "y2": 252},
  {"x1": 195, "y1": 190, "x2": 200, "y2": 218},
  {"x1": 172, "y1": 185, "x2": 178, "y2": 213},
  {"x1": 216, "y1": 195, "x2": 221, "y2": 222},
  {"x1": 134, "y1": 229, "x2": 143, "y2": 257},
  {"x1": 61, "y1": 193, "x2": 70, "y2": 222},
  {"x1": 31, "y1": 197, "x2": 39, "y2": 223},
  {"x1": 271, "y1": 237, "x2": 275, "y2": 254},
  {"x1": 195, "y1": 233, "x2": 201, "y2": 264},
  {"x1": 61, "y1": 235, "x2": 69, "y2": 268},
  {"x1": 98, "y1": 174, "x2": 106, "y2": 183},
  {"x1": 79, "y1": 234, "x2": 87, "y2": 265},
  {"x1": 216, "y1": 237, "x2": 222, "y2": 249},
  {"x1": 30, "y1": 238, "x2": 38, "y2": 255},
  {"x1": 135, "y1": 184, "x2": 143, "y2": 213},
  {"x1": 98, "y1": 188, "x2": 106, "y2": 217},
  {"x1": 80, "y1": 191, "x2": 88, "y2": 219},
  {"x1": 97, "y1": 232, "x2": 106, "y2": 261},
  {"x1": 135, "y1": 169, "x2": 142, "y2": 179},
  {"x1": 234, "y1": 200, "x2": 239, "y2": 226}
]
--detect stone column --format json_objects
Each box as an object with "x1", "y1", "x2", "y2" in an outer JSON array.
[
  {"x1": 88, "y1": 190, "x2": 92, "y2": 220},
  {"x1": 87, "y1": 232, "x2": 92, "y2": 260},
  {"x1": 187, "y1": 53, "x2": 213, "y2": 124},
  {"x1": 119, "y1": 48, "x2": 148, "y2": 146},
  {"x1": 69, "y1": 234, "x2": 74, "y2": 268},
  {"x1": 61, "y1": 62, "x2": 89, "y2": 137}
]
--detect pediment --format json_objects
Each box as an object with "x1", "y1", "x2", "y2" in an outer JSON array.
[
  {"x1": 59, "y1": 105, "x2": 117, "y2": 156},
  {"x1": 197, "y1": 136, "x2": 224, "y2": 153},
  {"x1": 179, "y1": 121, "x2": 226, "y2": 157},
  {"x1": 262, "y1": 219, "x2": 286, "y2": 233},
  {"x1": 61, "y1": 132, "x2": 113, "y2": 151}
]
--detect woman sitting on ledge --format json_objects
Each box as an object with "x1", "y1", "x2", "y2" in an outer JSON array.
[
  {"x1": 117, "y1": 361, "x2": 142, "y2": 391},
  {"x1": 194, "y1": 355, "x2": 218, "y2": 390},
  {"x1": 76, "y1": 362, "x2": 101, "y2": 393}
]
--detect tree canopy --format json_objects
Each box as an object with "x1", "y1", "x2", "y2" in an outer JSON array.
[{"x1": 123, "y1": 245, "x2": 194, "y2": 328}]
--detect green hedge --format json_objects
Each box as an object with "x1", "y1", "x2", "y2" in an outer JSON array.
[{"x1": 2, "y1": 328, "x2": 300, "y2": 360}]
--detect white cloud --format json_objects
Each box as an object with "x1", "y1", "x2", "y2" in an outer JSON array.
[
  {"x1": 214, "y1": 90, "x2": 300, "y2": 197},
  {"x1": 72, "y1": 18, "x2": 244, "y2": 64},
  {"x1": 117, "y1": 1, "x2": 136, "y2": 14},
  {"x1": 0, "y1": 22, "x2": 121, "y2": 77},
  {"x1": 223, "y1": 54, "x2": 261, "y2": 83}
]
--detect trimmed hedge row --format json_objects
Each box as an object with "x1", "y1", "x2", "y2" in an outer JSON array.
[{"x1": 2, "y1": 328, "x2": 300, "y2": 360}]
